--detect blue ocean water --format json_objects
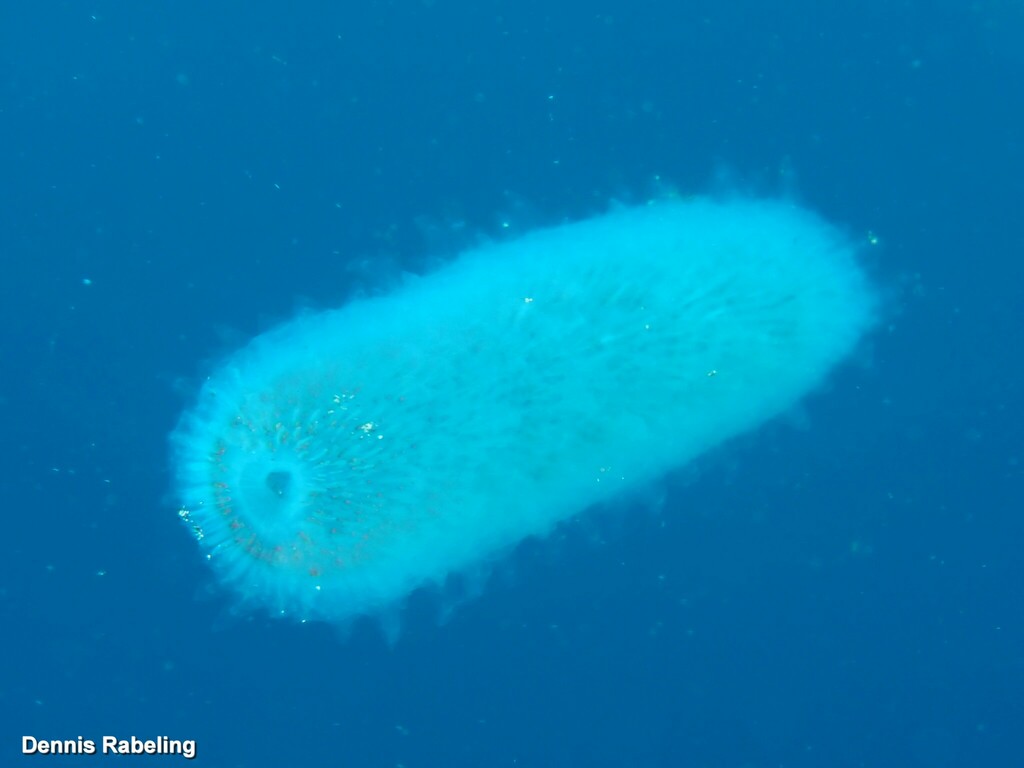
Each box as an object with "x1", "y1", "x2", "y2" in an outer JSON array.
[{"x1": 2, "y1": 1, "x2": 1021, "y2": 766}]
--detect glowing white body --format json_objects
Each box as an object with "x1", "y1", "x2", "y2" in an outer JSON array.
[{"x1": 172, "y1": 198, "x2": 874, "y2": 623}]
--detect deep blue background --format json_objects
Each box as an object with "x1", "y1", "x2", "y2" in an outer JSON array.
[{"x1": 2, "y1": 1, "x2": 1022, "y2": 766}]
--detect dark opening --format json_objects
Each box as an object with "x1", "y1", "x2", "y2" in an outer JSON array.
[{"x1": 265, "y1": 470, "x2": 292, "y2": 499}]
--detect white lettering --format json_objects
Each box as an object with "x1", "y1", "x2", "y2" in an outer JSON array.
[{"x1": 21, "y1": 737, "x2": 96, "y2": 755}]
